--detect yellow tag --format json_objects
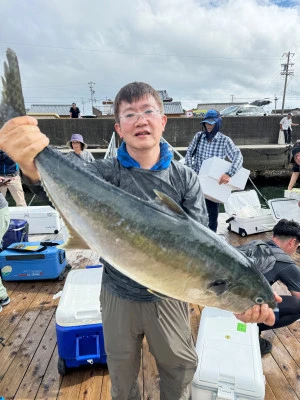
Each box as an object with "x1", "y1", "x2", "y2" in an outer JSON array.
[{"x1": 24, "y1": 246, "x2": 41, "y2": 251}]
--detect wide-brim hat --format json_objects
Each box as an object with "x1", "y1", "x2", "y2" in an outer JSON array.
[{"x1": 66, "y1": 133, "x2": 87, "y2": 150}]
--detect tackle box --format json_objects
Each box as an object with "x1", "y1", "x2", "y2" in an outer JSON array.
[
  {"x1": 8, "y1": 205, "x2": 64, "y2": 234},
  {"x1": 192, "y1": 307, "x2": 265, "y2": 400},
  {"x1": 0, "y1": 241, "x2": 68, "y2": 281},
  {"x1": 55, "y1": 266, "x2": 106, "y2": 374},
  {"x1": 224, "y1": 190, "x2": 300, "y2": 236},
  {"x1": 2, "y1": 219, "x2": 29, "y2": 249}
]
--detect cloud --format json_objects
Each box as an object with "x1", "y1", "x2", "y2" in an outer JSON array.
[{"x1": 1, "y1": 0, "x2": 300, "y2": 112}]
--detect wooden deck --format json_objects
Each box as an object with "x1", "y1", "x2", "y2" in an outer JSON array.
[{"x1": 0, "y1": 216, "x2": 300, "y2": 399}]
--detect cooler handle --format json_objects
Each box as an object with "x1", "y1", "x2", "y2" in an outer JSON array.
[{"x1": 75, "y1": 334, "x2": 100, "y2": 361}]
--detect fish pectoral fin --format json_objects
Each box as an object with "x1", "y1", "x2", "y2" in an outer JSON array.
[
  {"x1": 207, "y1": 279, "x2": 230, "y2": 296},
  {"x1": 147, "y1": 288, "x2": 172, "y2": 300},
  {"x1": 153, "y1": 189, "x2": 187, "y2": 217},
  {"x1": 60, "y1": 219, "x2": 91, "y2": 250}
]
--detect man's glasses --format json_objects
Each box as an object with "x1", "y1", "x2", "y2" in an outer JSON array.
[{"x1": 119, "y1": 109, "x2": 161, "y2": 123}]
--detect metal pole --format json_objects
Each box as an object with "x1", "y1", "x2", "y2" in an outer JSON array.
[{"x1": 281, "y1": 52, "x2": 291, "y2": 115}]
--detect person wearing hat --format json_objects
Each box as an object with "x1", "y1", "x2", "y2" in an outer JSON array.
[
  {"x1": 279, "y1": 113, "x2": 299, "y2": 145},
  {"x1": 185, "y1": 109, "x2": 243, "y2": 232},
  {"x1": 287, "y1": 145, "x2": 300, "y2": 191},
  {"x1": 66, "y1": 134, "x2": 95, "y2": 164}
]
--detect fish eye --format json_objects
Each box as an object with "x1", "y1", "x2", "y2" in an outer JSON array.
[{"x1": 255, "y1": 297, "x2": 264, "y2": 305}]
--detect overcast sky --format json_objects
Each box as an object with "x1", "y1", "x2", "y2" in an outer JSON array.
[{"x1": 1, "y1": 0, "x2": 300, "y2": 114}]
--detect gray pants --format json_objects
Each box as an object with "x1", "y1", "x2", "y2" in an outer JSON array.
[{"x1": 100, "y1": 288, "x2": 197, "y2": 400}]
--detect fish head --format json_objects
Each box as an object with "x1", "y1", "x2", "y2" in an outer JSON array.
[{"x1": 205, "y1": 255, "x2": 277, "y2": 313}]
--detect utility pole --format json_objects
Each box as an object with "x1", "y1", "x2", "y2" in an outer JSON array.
[
  {"x1": 230, "y1": 94, "x2": 234, "y2": 103},
  {"x1": 88, "y1": 82, "x2": 96, "y2": 109},
  {"x1": 274, "y1": 94, "x2": 278, "y2": 114},
  {"x1": 281, "y1": 52, "x2": 294, "y2": 115},
  {"x1": 81, "y1": 98, "x2": 87, "y2": 115}
]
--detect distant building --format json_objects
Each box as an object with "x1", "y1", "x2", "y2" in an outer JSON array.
[{"x1": 27, "y1": 104, "x2": 95, "y2": 118}]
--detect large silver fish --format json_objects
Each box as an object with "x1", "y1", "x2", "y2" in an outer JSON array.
[{"x1": 0, "y1": 49, "x2": 276, "y2": 313}]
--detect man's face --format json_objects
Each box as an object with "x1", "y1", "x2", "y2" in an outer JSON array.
[
  {"x1": 288, "y1": 115, "x2": 292, "y2": 119},
  {"x1": 114, "y1": 95, "x2": 167, "y2": 152},
  {"x1": 205, "y1": 123, "x2": 215, "y2": 132},
  {"x1": 294, "y1": 152, "x2": 300, "y2": 165},
  {"x1": 72, "y1": 103, "x2": 76, "y2": 109}
]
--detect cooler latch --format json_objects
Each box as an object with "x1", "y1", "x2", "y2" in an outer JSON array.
[{"x1": 217, "y1": 382, "x2": 235, "y2": 400}]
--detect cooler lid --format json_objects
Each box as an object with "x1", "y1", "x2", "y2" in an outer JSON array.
[
  {"x1": 56, "y1": 268, "x2": 103, "y2": 327},
  {"x1": 268, "y1": 198, "x2": 300, "y2": 222}
]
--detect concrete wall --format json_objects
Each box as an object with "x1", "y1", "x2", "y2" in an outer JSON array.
[{"x1": 38, "y1": 115, "x2": 300, "y2": 147}]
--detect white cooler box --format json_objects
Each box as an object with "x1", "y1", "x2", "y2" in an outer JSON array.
[
  {"x1": 8, "y1": 206, "x2": 64, "y2": 234},
  {"x1": 224, "y1": 190, "x2": 300, "y2": 237},
  {"x1": 192, "y1": 307, "x2": 265, "y2": 400},
  {"x1": 56, "y1": 266, "x2": 106, "y2": 374},
  {"x1": 199, "y1": 157, "x2": 250, "y2": 204},
  {"x1": 224, "y1": 190, "x2": 274, "y2": 236}
]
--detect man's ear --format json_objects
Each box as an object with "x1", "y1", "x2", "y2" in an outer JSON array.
[{"x1": 115, "y1": 123, "x2": 123, "y2": 139}]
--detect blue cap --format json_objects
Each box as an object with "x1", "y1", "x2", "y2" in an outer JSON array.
[{"x1": 201, "y1": 109, "x2": 220, "y2": 124}]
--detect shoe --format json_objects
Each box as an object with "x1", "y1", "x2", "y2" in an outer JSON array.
[
  {"x1": 0, "y1": 297, "x2": 10, "y2": 307},
  {"x1": 259, "y1": 336, "x2": 272, "y2": 355}
]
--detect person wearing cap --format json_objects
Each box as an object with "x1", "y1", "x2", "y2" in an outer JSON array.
[
  {"x1": 66, "y1": 134, "x2": 95, "y2": 164},
  {"x1": 185, "y1": 109, "x2": 243, "y2": 232},
  {"x1": 279, "y1": 113, "x2": 299, "y2": 145},
  {"x1": 287, "y1": 145, "x2": 300, "y2": 190},
  {"x1": 69, "y1": 102, "x2": 81, "y2": 118}
]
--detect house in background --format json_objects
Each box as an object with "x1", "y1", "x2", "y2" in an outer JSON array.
[
  {"x1": 93, "y1": 90, "x2": 184, "y2": 118},
  {"x1": 27, "y1": 104, "x2": 96, "y2": 118},
  {"x1": 157, "y1": 90, "x2": 184, "y2": 117}
]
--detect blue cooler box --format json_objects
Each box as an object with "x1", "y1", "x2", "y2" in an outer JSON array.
[
  {"x1": 0, "y1": 241, "x2": 67, "y2": 281},
  {"x1": 56, "y1": 266, "x2": 106, "y2": 375},
  {"x1": 2, "y1": 219, "x2": 29, "y2": 249}
]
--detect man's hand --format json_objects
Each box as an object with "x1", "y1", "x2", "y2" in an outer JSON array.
[
  {"x1": 219, "y1": 173, "x2": 230, "y2": 185},
  {"x1": 0, "y1": 116, "x2": 49, "y2": 183},
  {"x1": 234, "y1": 293, "x2": 282, "y2": 325}
]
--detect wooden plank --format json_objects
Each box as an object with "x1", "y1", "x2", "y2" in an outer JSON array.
[
  {"x1": 35, "y1": 345, "x2": 62, "y2": 400},
  {"x1": 274, "y1": 326, "x2": 300, "y2": 366},
  {"x1": 78, "y1": 367, "x2": 107, "y2": 400},
  {"x1": 0, "y1": 281, "x2": 62, "y2": 399},
  {"x1": 264, "y1": 381, "x2": 278, "y2": 400},
  {"x1": 99, "y1": 369, "x2": 112, "y2": 400},
  {"x1": 189, "y1": 304, "x2": 203, "y2": 344},
  {"x1": 262, "y1": 353, "x2": 299, "y2": 400},
  {"x1": 262, "y1": 330, "x2": 300, "y2": 399},
  {"x1": 13, "y1": 313, "x2": 58, "y2": 399},
  {"x1": 0, "y1": 281, "x2": 58, "y2": 380},
  {"x1": 0, "y1": 281, "x2": 45, "y2": 338},
  {"x1": 57, "y1": 369, "x2": 83, "y2": 400}
]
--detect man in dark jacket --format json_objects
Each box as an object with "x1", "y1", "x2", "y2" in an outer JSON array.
[
  {"x1": 0, "y1": 151, "x2": 26, "y2": 206},
  {"x1": 237, "y1": 219, "x2": 300, "y2": 355}
]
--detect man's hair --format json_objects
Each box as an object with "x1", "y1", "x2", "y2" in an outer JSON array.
[
  {"x1": 273, "y1": 219, "x2": 300, "y2": 242},
  {"x1": 114, "y1": 82, "x2": 163, "y2": 123}
]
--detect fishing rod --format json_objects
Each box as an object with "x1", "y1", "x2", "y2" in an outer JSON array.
[{"x1": 248, "y1": 176, "x2": 269, "y2": 208}]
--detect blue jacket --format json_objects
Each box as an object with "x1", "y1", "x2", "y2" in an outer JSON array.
[{"x1": 0, "y1": 151, "x2": 18, "y2": 175}]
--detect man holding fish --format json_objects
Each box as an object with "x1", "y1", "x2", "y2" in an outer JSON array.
[{"x1": 0, "y1": 70, "x2": 280, "y2": 399}]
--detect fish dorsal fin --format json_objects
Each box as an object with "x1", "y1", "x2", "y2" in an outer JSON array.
[
  {"x1": 153, "y1": 189, "x2": 187, "y2": 217},
  {"x1": 61, "y1": 218, "x2": 91, "y2": 250}
]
